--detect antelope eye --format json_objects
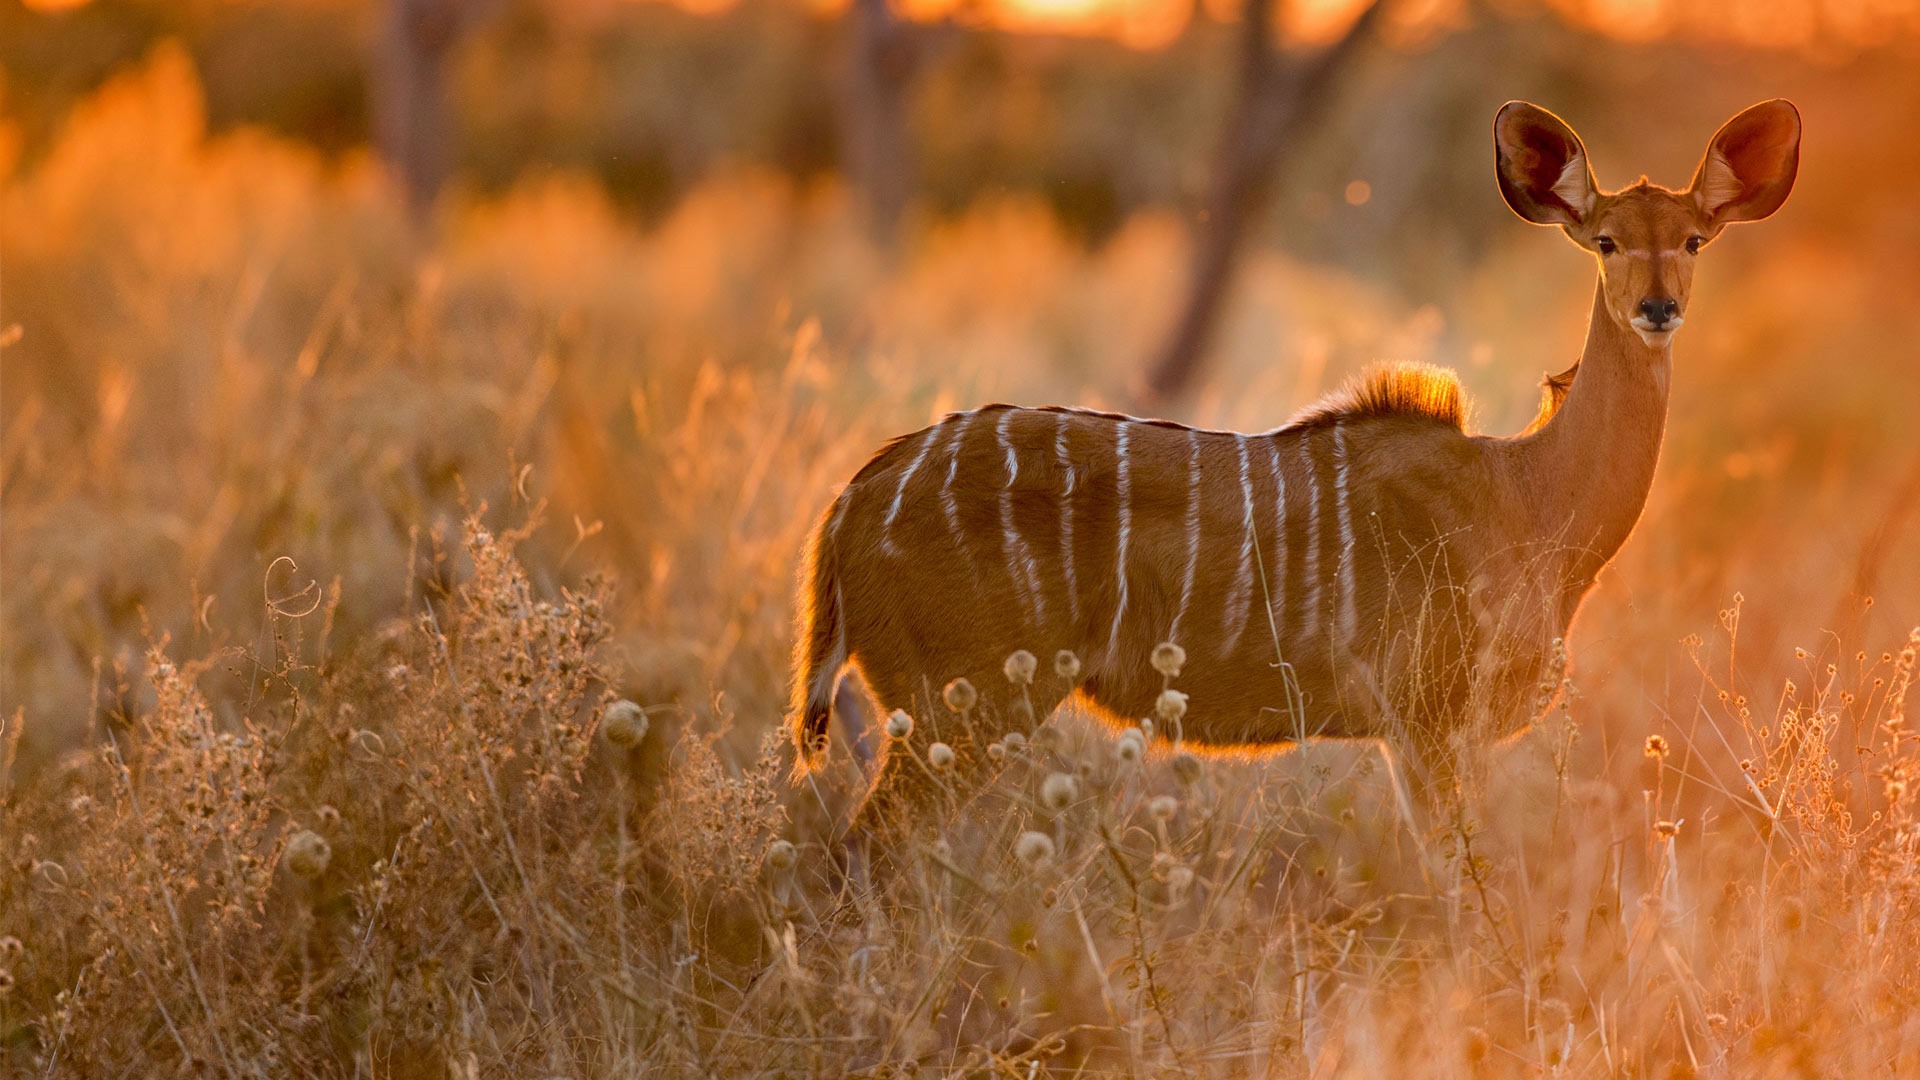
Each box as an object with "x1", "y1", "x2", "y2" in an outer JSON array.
[
  {"x1": 1685, "y1": 235, "x2": 1704, "y2": 255},
  {"x1": 1595, "y1": 236, "x2": 1617, "y2": 255}
]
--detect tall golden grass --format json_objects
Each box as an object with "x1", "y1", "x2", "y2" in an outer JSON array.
[{"x1": 3, "y1": 46, "x2": 1919, "y2": 1076}]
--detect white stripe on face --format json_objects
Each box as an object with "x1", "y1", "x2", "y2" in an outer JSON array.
[{"x1": 1106, "y1": 422, "x2": 1133, "y2": 664}]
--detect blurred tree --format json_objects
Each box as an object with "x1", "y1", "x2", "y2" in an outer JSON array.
[
  {"x1": 375, "y1": 0, "x2": 500, "y2": 219},
  {"x1": 1143, "y1": 0, "x2": 1383, "y2": 402},
  {"x1": 842, "y1": 0, "x2": 921, "y2": 243}
]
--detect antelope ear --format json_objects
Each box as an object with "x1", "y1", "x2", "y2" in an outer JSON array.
[
  {"x1": 1690, "y1": 99, "x2": 1800, "y2": 225},
  {"x1": 1494, "y1": 101, "x2": 1597, "y2": 226}
]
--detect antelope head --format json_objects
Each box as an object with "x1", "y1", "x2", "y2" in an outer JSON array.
[{"x1": 1494, "y1": 99, "x2": 1801, "y2": 349}]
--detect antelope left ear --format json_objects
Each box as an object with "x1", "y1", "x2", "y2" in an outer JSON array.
[{"x1": 1689, "y1": 99, "x2": 1801, "y2": 225}]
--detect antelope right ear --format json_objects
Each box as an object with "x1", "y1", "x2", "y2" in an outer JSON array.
[{"x1": 1494, "y1": 101, "x2": 1597, "y2": 227}]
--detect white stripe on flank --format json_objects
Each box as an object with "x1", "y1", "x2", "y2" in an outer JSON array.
[
  {"x1": 997, "y1": 410, "x2": 1047, "y2": 623},
  {"x1": 1264, "y1": 439, "x2": 1289, "y2": 652},
  {"x1": 1332, "y1": 424, "x2": 1357, "y2": 648},
  {"x1": 881, "y1": 422, "x2": 943, "y2": 556},
  {"x1": 1168, "y1": 430, "x2": 1202, "y2": 644},
  {"x1": 1219, "y1": 435, "x2": 1256, "y2": 657},
  {"x1": 1055, "y1": 413, "x2": 1081, "y2": 625},
  {"x1": 1106, "y1": 423, "x2": 1133, "y2": 663},
  {"x1": 1299, "y1": 437, "x2": 1322, "y2": 641},
  {"x1": 1001, "y1": 414, "x2": 1021, "y2": 485},
  {"x1": 940, "y1": 413, "x2": 979, "y2": 571}
]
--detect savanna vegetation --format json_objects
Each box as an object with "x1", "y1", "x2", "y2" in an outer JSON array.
[{"x1": 3, "y1": 1, "x2": 1919, "y2": 1074}]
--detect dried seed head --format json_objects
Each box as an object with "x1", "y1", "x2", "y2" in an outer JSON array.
[
  {"x1": 1031, "y1": 723, "x2": 1063, "y2": 752},
  {"x1": 765, "y1": 839, "x2": 797, "y2": 873},
  {"x1": 942, "y1": 678, "x2": 978, "y2": 712},
  {"x1": 1776, "y1": 897, "x2": 1805, "y2": 931},
  {"x1": 987, "y1": 742, "x2": 1006, "y2": 761},
  {"x1": 885, "y1": 710, "x2": 915, "y2": 740},
  {"x1": 1015, "y1": 830, "x2": 1056, "y2": 866},
  {"x1": 1004, "y1": 649, "x2": 1039, "y2": 686},
  {"x1": 0, "y1": 937, "x2": 20, "y2": 964},
  {"x1": 1654, "y1": 820, "x2": 1680, "y2": 840},
  {"x1": 1644, "y1": 734, "x2": 1669, "y2": 760},
  {"x1": 1151, "y1": 642, "x2": 1186, "y2": 678},
  {"x1": 1116, "y1": 730, "x2": 1145, "y2": 764},
  {"x1": 604, "y1": 700, "x2": 650, "y2": 749},
  {"x1": 1155, "y1": 689, "x2": 1189, "y2": 724},
  {"x1": 1464, "y1": 1027, "x2": 1492, "y2": 1064},
  {"x1": 1041, "y1": 772, "x2": 1079, "y2": 811},
  {"x1": 1886, "y1": 777, "x2": 1907, "y2": 803},
  {"x1": 284, "y1": 830, "x2": 332, "y2": 880},
  {"x1": 1148, "y1": 795, "x2": 1179, "y2": 821},
  {"x1": 928, "y1": 742, "x2": 956, "y2": 770},
  {"x1": 1054, "y1": 650, "x2": 1082, "y2": 680},
  {"x1": 317, "y1": 804, "x2": 341, "y2": 830},
  {"x1": 1172, "y1": 752, "x2": 1204, "y2": 787},
  {"x1": 1153, "y1": 852, "x2": 1195, "y2": 893}
]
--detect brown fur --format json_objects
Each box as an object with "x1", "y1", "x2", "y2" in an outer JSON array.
[
  {"x1": 1290, "y1": 361, "x2": 1467, "y2": 432},
  {"x1": 794, "y1": 100, "x2": 1800, "y2": 832}
]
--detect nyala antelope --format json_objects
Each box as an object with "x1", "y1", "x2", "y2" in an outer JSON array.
[{"x1": 791, "y1": 99, "x2": 1800, "y2": 830}]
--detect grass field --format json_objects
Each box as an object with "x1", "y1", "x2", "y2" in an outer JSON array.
[{"x1": 3, "y1": 43, "x2": 1920, "y2": 1076}]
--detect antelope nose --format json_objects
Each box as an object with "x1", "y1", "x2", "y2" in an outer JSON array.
[{"x1": 1638, "y1": 297, "x2": 1680, "y2": 327}]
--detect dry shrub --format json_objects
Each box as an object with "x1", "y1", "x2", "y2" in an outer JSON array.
[{"x1": 5, "y1": 43, "x2": 1920, "y2": 1079}]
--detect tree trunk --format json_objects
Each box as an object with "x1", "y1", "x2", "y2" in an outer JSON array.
[
  {"x1": 1143, "y1": 0, "x2": 1383, "y2": 403},
  {"x1": 374, "y1": 0, "x2": 466, "y2": 221},
  {"x1": 842, "y1": 0, "x2": 918, "y2": 244}
]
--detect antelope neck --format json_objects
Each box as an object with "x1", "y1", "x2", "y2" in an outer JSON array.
[{"x1": 1513, "y1": 279, "x2": 1673, "y2": 588}]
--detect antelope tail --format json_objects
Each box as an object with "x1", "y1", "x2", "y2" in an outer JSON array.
[{"x1": 789, "y1": 503, "x2": 847, "y2": 779}]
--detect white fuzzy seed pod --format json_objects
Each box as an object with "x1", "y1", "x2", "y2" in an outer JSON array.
[
  {"x1": 1015, "y1": 830, "x2": 1056, "y2": 866},
  {"x1": 1151, "y1": 642, "x2": 1186, "y2": 678},
  {"x1": 1155, "y1": 689, "x2": 1189, "y2": 724},
  {"x1": 603, "y1": 700, "x2": 650, "y2": 748},
  {"x1": 928, "y1": 742, "x2": 956, "y2": 770},
  {"x1": 1004, "y1": 650, "x2": 1039, "y2": 687},
  {"x1": 1148, "y1": 795, "x2": 1179, "y2": 821},
  {"x1": 943, "y1": 678, "x2": 978, "y2": 712},
  {"x1": 1116, "y1": 730, "x2": 1145, "y2": 764},
  {"x1": 284, "y1": 830, "x2": 332, "y2": 880},
  {"x1": 1041, "y1": 772, "x2": 1080, "y2": 811},
  {"x1": 885, "y1": 710, "x2": 915, "y2": 740},
  {"x1": 765, "y1": 839, "x2": 798, "y2": 872},
  {"x1": 1054, "y1": 650, "x2": 1082, "y2": 680}
]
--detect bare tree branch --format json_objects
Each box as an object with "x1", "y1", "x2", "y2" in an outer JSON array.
[{"x1": 1142, "y1": 0, "x2": 1384, "y2": 403}]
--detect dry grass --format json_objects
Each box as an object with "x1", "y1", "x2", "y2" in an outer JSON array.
[{"x1": 4, "y1": 48, "x2": 1920, "y2": 1077}]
